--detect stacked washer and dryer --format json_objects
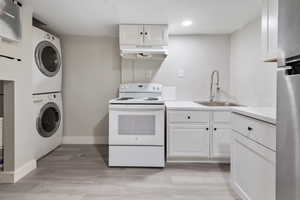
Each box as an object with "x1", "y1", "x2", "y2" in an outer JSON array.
[{"x1": 32, "y1": 27, "x2": 63, "y2": 160}]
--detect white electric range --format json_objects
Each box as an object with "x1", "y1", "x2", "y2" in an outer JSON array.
[{"x1": 109, "y1": 83, "x2": 165, "y2": 168}]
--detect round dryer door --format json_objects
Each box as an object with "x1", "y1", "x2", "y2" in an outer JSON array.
[
  {"x1": 37, "y1": 102, "x2": 61, "y2": 138},
  {"x1": 35, "y1": 41, "x2": 61, "y2": 77}
]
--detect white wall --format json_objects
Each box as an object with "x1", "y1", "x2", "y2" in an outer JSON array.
[
  {"x1": 0, "y1": 4, "x2": 35, "y2": 176},
  {"x1": 155, "y1": 35, "x2": 231, "y2": 101},
  {"x1": 122, "y1": 35, "x2": 231, "y2": 101},
  {"x1": 61, "y1": 36, "x2": 121, "y2": 143},
  {"x1": 61, "y1": 35, "x2": 231, "y2": 143},
  {"x1": 61, "y1": 23, "x2": 278, "y2": 142},
  {"x1": 230, "y1": 18, "x2": 277, "y2": 107}
]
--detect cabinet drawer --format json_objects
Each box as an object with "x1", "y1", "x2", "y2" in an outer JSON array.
[
  {"x1": 232, "y1": 113, "x2": 276, "y2": 151},
  {"x1": 249, "y1": 118, "x2": 276, "y2": 151},
  {"x1": 169, "y1": 124, "x2": 208, "y2": 130},
  {"x1": 213, "y1": 111, "x2": 231, "y2": 123},
  {"x1": 168, "y1": 111, "x2": 209, "y2": 124},
  {"x1": 231, "y1": 113, "x2": 253, "y2": 137}
]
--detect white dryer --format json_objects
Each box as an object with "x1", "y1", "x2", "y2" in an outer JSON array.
[
  {"x1": 33, "y1": 93, "x2": 63, "y2": 159},
  {"x1": 32, "y1": 27, "x2": 62, "y2": 94}
]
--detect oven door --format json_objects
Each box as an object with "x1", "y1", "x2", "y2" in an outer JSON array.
[{"x1": 109, "y1": 104, "x2": 165, "y2": 146}]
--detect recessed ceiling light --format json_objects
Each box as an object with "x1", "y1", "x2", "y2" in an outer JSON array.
[{"x1": 182, "y1": 20, "x2": 193, "y2": 27}]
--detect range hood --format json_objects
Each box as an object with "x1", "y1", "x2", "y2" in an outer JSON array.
[
  {"x1": 120, "y1": 46, "x2": 168, "y2": 60},
  {"x1": 119, "y1": 24, "x2": 169, "y2": 60}
]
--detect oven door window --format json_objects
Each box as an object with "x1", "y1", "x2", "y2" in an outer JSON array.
[
  {"x1": 109, "y1": 107, "x2": 165, "y2": 146},
  {"x1": 119, "y1": 115, "x2": 155, "y2": 135}
]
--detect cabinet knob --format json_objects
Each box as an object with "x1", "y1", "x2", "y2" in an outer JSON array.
[
  {"x1": 248, "y1": 127, "x2": 253, "y2": 131},
  {"x1": 187, "y1": 116, "x2": 191, "y2": 119},
  {"x1": 206, "y1": 128, "x2": 209, "y2": 131},
  {"x1": 145, "y1": 32, "x2": 148, "y2": 35},
  {"x1": 140, "y1": 32, "x2": 143, "y2": 35},
  {"x1": 214, "y1": 128, "x2": 217, "y2": 131}
]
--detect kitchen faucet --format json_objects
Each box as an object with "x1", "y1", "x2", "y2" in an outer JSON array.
[{"x1": 210, "y1": 70, "x2": 220, "y2": 102}]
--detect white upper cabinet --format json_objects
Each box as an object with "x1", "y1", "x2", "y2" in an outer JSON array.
[
  {"x1": 119, "y1": 25, "x2": 144, "y2": 46},
  {"x1": 143, "y1": 25, "x2": 168, "y2": 46},
  {"x1": 119, "y1": 24, "x2": 168, "y2": 46},
  {"x1": 262, "y1": 0, "x2": 279, "y2": 62}
]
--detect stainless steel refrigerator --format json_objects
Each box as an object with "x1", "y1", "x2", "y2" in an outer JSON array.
[{"x1": 277, "y1": 0, "x2": 300, "y2": 199}]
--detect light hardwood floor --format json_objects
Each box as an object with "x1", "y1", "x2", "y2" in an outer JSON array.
[{"x1": 0, "y1": 145, "x2": 240, "y2": 200}]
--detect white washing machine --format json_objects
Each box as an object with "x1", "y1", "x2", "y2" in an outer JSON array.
[
  {"x1": 32, "y1": 27, "x2": 62, "y2": 94},
  {"x1": 33, "y1": 93, "x2": 63, "y2": 160}
]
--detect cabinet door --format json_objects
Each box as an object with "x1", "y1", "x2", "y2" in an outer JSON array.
[
  {"x1": 168, "y1": 126, "x2": 209, "y2": 158},
  {"x1": 212, "y1": 128, "x2": 231, "y2": 160},
  {"x1": 231, "y1": 131, "x2": 276, "y2": 200},
  {"x1": 119, "y1": 25, "x2": 144, "y2": 46},
  {"x1": 143, "y1": 25, "x2": 168, "y2": 46},
  {"x1": 262, "y1": 0, "x2": 278, "y2": 62}
]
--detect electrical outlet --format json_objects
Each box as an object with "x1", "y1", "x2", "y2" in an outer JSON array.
[{"x1": 177, "y1": 69, "x2": 185, "y2": 78}]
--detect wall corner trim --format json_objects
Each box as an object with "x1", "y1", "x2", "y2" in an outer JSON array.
[
  {"x1": 62, "y1": 136, "x2": 108, "y2": 145},
  {"x1": 0, "y1": 159, "x2": 37, "y2": 183}
]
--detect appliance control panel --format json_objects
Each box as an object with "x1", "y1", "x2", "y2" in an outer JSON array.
[
  {"x1": 44, "y1": 33, "x2": 56, "y2": 41},
  {"x1": 120, "y1": 83, "x2": 162, "y2": 93},
  {"x1": 48, "y1": 93, "x2": 57, "y2": 100}
]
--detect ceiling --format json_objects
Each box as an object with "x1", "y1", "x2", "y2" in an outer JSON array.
[{"x1": 23, "y1": 0, "x2": 262, "y2": 36}]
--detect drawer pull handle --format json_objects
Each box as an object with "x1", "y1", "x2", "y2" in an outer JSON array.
[{"x1": 248, "y1": 127, "x2": 253, "y2": 131}]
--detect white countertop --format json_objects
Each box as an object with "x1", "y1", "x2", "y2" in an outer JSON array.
[
  {"x1": 232, "y1": 107, "x2": 276, "y2": 125},
  {"x1": 165, "y1": 101, "x2": 236, "y2": 111},
  {"x1": 165, "y1": 101, "x2": 277, "y2": 124}
]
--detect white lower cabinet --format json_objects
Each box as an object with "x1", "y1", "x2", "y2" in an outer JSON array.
[
  {"x1": 167, "y1": 110, "x2": 231, "y2": 162},
  {"x1": 231, "y1": 113, "x2": 276, "y2": 200},
  {"x1": 168, "y1": 125, "x2": 210, "y2": 158},
  {"x1": 212, "y1": 127, "x2": 231, "y2": 160}
]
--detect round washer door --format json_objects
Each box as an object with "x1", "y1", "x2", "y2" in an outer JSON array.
[
  {"x1": 37, "y1": 102, "x2": 61, "y2": 138},
  {"x1": 35, "y1": 41, "x2": 61, "y2": 77}
]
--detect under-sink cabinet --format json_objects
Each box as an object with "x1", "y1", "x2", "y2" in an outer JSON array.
[
  {"x1": 167, "y1": 110, "x2": 231, "y2": 163},
  {"x1": 231, "y1": 113, "x2": 276, "y2": 200}
]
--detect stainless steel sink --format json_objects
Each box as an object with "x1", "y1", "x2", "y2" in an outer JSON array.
[{"x1": 195, "y1": 101, "x2": 241, "y2": 107}]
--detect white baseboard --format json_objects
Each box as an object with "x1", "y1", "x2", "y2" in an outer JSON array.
[
  {"x1": 62, "y1": 136, "x2": 108, "y2": 144},
  {"x1": 0, "y1": 159, "x2": 37, "y2": 183}
]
